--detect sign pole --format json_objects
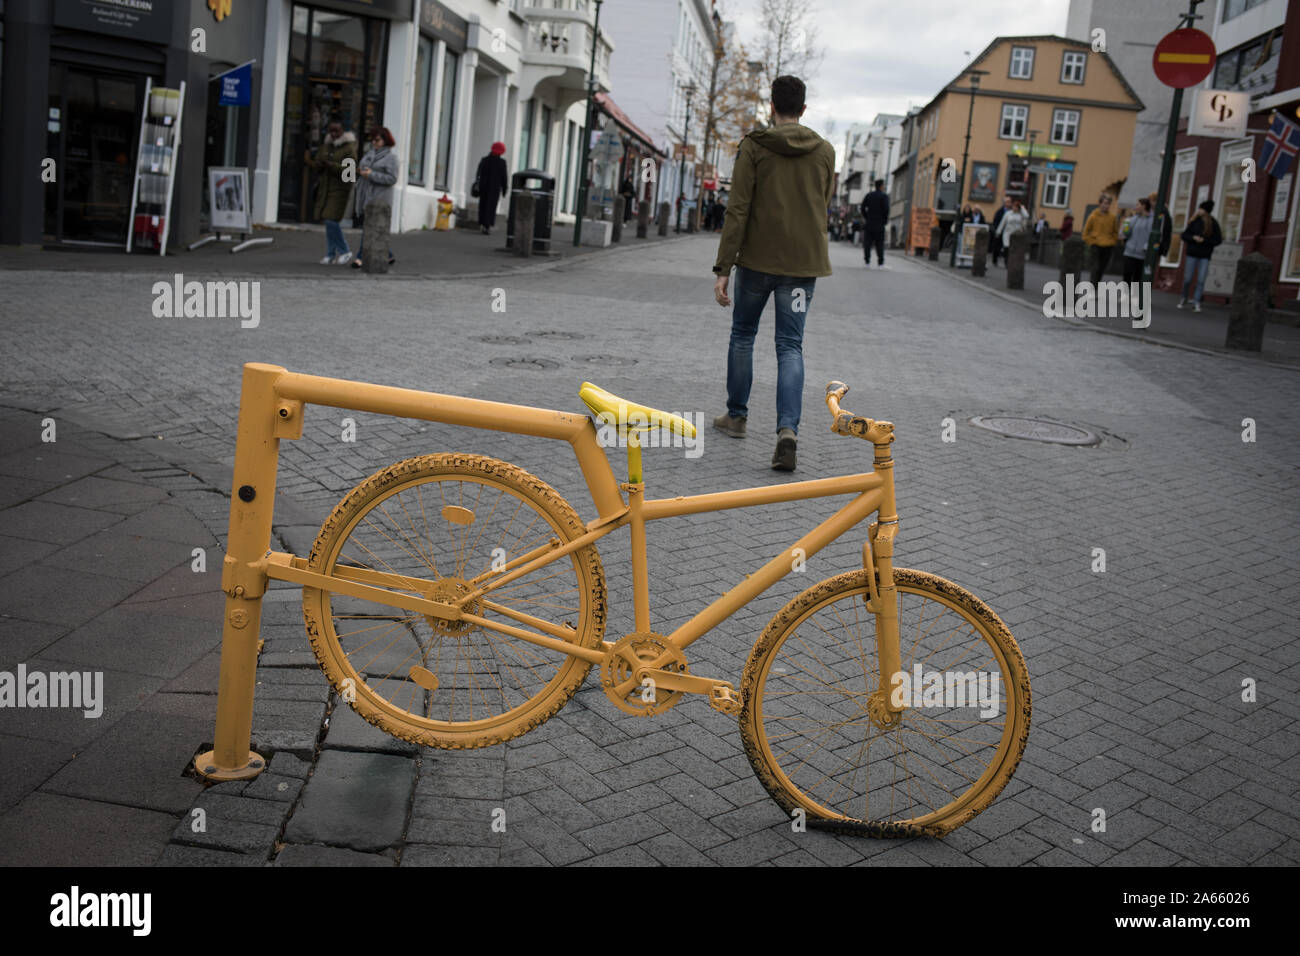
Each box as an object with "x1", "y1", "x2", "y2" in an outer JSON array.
[{"x1": 1144, "y1": 0, "x2": 1207, "y2": 284}]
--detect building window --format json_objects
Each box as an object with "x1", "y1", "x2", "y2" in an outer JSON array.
[
  {"x1": 1009, "y1": 46, "x2": 1035, "y2": 79},
  {"x1": 1214, "y1": 138, "x2": 1254, "y2": 241},
  {"x1": 1162, "y1": 147, "x2": 1197, "y2": 266},
  {"x1": 1050, "y1": 109, "x2": 1080, "y2": 145},
  {"x1": 433, "y1": 48, "x2": 458, "y2": 189},
  {"x1": 1061, "y1": 51, "x2": 1086, "y2": 84},
  {"x1": 519, "y1": 98, "x2": 534, "y2": 169},
  {"x1": 1041, "y1": 170, "x2": 1071, "y2": 207},
  {"x1": 1000, "y1": 104, "x2": 1028, "y2": 139},
  {"x1": 1222, "y1": 0, "x2": 1267, "y2": 23},
  {"x1": 538, "y1": 104, "x2": 553, "y2": 172},
  {"x1": 408, "y1": 36, "x2": 434, "y2": 185}
]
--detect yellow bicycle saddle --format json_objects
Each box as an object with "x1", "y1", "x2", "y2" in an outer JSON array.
[{"x1": 579, "y1": 382, "x2": 697, "y2": 438}]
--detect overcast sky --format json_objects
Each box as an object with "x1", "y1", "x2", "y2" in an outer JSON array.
[{"x1": 729, "y1": 0, "x2": 1072, "y2": 154}]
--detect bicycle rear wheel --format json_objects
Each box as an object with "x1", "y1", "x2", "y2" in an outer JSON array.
[
  {"x1": 302, "y1": 454, "x2": 606, "y2": 749},
  {"x1": 740, "y1": 568, "x2": 1030, "y2": 836}
]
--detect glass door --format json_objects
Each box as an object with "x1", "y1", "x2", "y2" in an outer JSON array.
[
  {"x1": 279, "y1": 4, "x2": 386, "y2": 221},
  {"x1": 45, "y1": 64, "x2": 148, "y2": 244}
]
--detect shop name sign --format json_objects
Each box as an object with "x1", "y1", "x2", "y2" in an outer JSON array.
[
  {"x1": 421, "y1": 0, "x2": 468, "y2": 52},
  {"x1": 54, "y1": 0, "x2": 173, "y2": 44},
  {"x1": 1188, "y1": 89, "x2": 1249, "y2": 138},
  {"x1": 1008, "y1": 142, "x2": 1061, "y2": 161}
]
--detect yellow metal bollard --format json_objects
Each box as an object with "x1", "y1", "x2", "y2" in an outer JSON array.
[{"x1": 194, "y1": 362, "x2": 288, "y2": 781}]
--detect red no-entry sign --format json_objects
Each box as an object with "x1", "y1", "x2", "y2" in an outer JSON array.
[{"x1": 1153, "y1": 28, "x2": 1216, "y2": 88}]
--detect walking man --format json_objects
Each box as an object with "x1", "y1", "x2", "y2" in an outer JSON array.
[
  {"x1": 861, "y1": 178, "x2": 889, "y2": 267},
  {"x1": 712, "y1": 75, "x2": 836, "y2": 472},
  {"x1": 1082, "y1": 193, "x2": 1119, "y2": 284}
]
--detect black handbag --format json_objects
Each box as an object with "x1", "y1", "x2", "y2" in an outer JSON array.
[{"x1": 471, "y1": 178, "x2": 480, "y2": 198}]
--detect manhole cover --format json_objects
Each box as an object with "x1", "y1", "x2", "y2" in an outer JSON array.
[
  {"x1": 528, "y1": 330, "x2": 585, "y2": 340},
  {"x1": 477, "y1": 335, "x2": 532, "y2": 345},
  {"x1": 488, "y1": 357, "x2": 559, "y2": 371},
  {"x1": 572, "y1": 355, "x2": 637, "y2": 366},
  {"x1": 969, "y1": 416, "x2": 1101, "y2": 446}
]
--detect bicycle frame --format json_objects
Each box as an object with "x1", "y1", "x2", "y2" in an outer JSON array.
[{"x1": 196, "y1": 363, "x2": 902, "y2": 781}]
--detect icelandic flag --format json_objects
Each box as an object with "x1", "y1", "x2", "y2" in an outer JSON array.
[{"x1": 1259, "y1": 112, "x2": 1300, "y2": 179}]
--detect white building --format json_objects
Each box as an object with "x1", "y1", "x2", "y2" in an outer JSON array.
[
  {"x1": 600, "y1": 0, "x2": 716, "y2": 213},
  {"x1": 839, "y1": 114, "x2": 903, "y2": 209},
  {"x1": 251, "y1": 0, "x2": 612, "y2": 232},
  {"x1": 1064, "y1": 0, "x2": 1186, "y2": 206}
]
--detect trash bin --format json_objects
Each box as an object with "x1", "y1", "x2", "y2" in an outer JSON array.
[{"x1": 507, "y1": 169, "x2": 555, "y2": 254}]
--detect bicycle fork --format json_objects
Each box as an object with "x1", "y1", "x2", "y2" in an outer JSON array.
[{"x1": 863, "y1": 446, "x2": 905, "y2": 722}]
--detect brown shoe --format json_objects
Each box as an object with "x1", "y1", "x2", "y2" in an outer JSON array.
[
  {"x1": 771, "y1": 436, "x2": 797, "y2": 471},
  {"x1": 713, "y1": 413, "x2": 746, "y2": 438}
]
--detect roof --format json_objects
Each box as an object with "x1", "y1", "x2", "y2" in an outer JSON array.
[
  {"x1": 921, "y1": 35, "x2": 1146, "y2": 114},
  {"x1": 595, "y1": 93, "x2": 667, "y2": 159}
]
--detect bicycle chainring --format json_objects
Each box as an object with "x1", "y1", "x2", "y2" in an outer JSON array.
[{"x1": 600, "y1": 632, "x2": 688, "y2": 716}]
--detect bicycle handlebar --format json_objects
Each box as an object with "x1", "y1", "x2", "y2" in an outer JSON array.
[{"x1": 825, "y1": 381, "x2": 895, "y2": 444}]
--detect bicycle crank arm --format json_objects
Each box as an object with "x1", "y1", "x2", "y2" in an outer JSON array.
[{"x1": 634, "y1": 667, "x2": 743, "y2": 714}]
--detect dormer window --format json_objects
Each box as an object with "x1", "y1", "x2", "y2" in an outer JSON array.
[{"x1": 1009, "y1": 46, "x2": 1035, "y2": 79}]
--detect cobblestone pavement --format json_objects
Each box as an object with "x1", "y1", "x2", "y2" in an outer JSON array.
[{"x1": 2, "y1": 236, "x2": 1298, "y2": 865}]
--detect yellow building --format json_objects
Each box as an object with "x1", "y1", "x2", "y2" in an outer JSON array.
[{"x1": 912, "y1": 35, "x2": 1142, "y2": 233}]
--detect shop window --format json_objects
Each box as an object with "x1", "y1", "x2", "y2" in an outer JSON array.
[
  {"x1": 538, "y1": 105, "x2": 553, "y2": 172},
  {"x1": 519, "y1": 98, "x2": 534, "y2": 169},
  {"x1": 1162, "y1": 147, "x2": 1197, "y2": 267},
  {"x1": 409, "y1": 36, "x2": 433, "y2": 185},
  {"x1": 1213, "y1": 138, "x2": 1253, "y2": 242},
  {"x1": 434, "y1": 49, "x2": 459, "y2": 189}
]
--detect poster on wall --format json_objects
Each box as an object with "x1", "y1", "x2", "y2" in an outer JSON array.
[
  {"x1": 969, "y1": 162, "x2": 999, "y2": 202},
  {"x1": 208, "y1": 167, "x2": 250, "y2": 232}
]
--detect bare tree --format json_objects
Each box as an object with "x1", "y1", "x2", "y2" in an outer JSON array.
[
  {"x1": 757, "y1": 0, "x2": 825, "y2": 89},
  {"x1": 695, "y1": 2, "x2": 767, "y2": 210}
]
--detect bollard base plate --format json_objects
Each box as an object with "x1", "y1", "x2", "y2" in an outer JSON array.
[{"x1": 194, "y1": 749, "x2": 267, "y2": 782}]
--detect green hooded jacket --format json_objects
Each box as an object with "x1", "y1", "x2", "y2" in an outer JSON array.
[{"x1": 712, "y1": 123, "x2": 836, "y2": 278}]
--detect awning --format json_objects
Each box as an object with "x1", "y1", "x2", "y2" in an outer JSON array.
[{"x1": 594, "y1": 93, "x2": 666, "y2": 159}]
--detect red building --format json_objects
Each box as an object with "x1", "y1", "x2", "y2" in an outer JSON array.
[{"x1": 1155, "y1": 2, "x2": 1300, "y2": 310}]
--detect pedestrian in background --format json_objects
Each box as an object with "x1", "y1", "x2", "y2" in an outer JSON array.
[
  {"x1": 473, "y1": 141, "x2": 509, "y2": 236},
  {"x1": 351, "y1": 126, "x2": 399, "y2": 268},
  {"x1": 305, "y1": 117, "x2": 357, "y2": 265},
  {"x1": 861, "y1": 178, "x2": 889, "y2": 267},
  {"x1": 619, "y1": 176, "x2": 637, "y2": 223},
  {"x1": 1082, "y1": 193, "x2": 1119, "y2": 284},
  {"x1": 1178, "y1": 200, "x2": 1222, "y2": 312},
  {"x1": 1121, "y1": 196, "x2": 1153, "y2": 312},
  {"x1": 990, "y1": 195, "x2": 1012, "y2": 266},
  {"x1": 711, "y1": 75, "x2": 835, "y2": 473},
  {"x1": 1059, "y1": 208, "x2": 1074, "y2": 241},
  {"x1": 996, "y1": 197, "x2": 1028, "y2": 254}
]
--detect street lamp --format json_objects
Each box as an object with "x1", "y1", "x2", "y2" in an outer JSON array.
[
  {"x1": 572, "y1": 0, "x2": 605, "y2": 247},
  {"x1": 675, "y1": 81, "x2": 697, "y2": 234},
  {"x1": 1026, "y1": 129, "x2": 1041, "y2": 219},
  {"x1": 950, "y1": 68, "x2": 988, "y2": 267}
]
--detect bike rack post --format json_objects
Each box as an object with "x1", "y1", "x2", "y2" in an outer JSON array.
[{"x1": 194, "y1": 362, "x2": 289, "y2": 781}]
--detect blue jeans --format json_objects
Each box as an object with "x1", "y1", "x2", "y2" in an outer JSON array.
[
  {"x1": 726, "y1": 265, "x2": 815, "y2": 434},
  {"x1": 323, "y1": 219, "x2": 350, "y2": 257},
  {"x1": 1182, "y1": 256, "x2": 1211, "y2": 303}
]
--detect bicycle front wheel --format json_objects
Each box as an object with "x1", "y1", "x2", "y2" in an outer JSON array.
[
  {"x1": 740, "y1": 568, "x2": 1030, "y2": 836},
  {"x1": 302, "y1": 454, "x2": 607, "y2": 749}
]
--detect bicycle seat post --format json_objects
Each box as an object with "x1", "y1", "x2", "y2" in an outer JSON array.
[{"x1": 624, "y1": 428, "x2": 651, "y2": 632}]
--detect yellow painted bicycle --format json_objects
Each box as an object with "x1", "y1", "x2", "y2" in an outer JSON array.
[{"x1": 200, "y1": 364, "x2": 1030, "y2": 837}]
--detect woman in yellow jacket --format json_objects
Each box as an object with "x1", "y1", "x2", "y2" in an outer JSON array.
[{"x1": 1081, "y1": 194, "x2": 1119, "y2": 283}]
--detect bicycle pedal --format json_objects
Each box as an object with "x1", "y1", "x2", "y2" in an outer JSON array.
[{"x1": 708, "y1": 683, "x2": 741, "y2": 714}]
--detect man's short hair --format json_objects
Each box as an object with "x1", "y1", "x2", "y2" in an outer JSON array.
[
  {"x1": 874, "y1": 179, "x2": 885, "y2": 190},
  {"x1": 770, "y1": 75, "x2": 806, "y2": 116}
]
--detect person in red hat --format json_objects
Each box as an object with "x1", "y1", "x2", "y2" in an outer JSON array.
[{"x1": 474, "y1": 142, "x2": 510, "y2": 235}]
